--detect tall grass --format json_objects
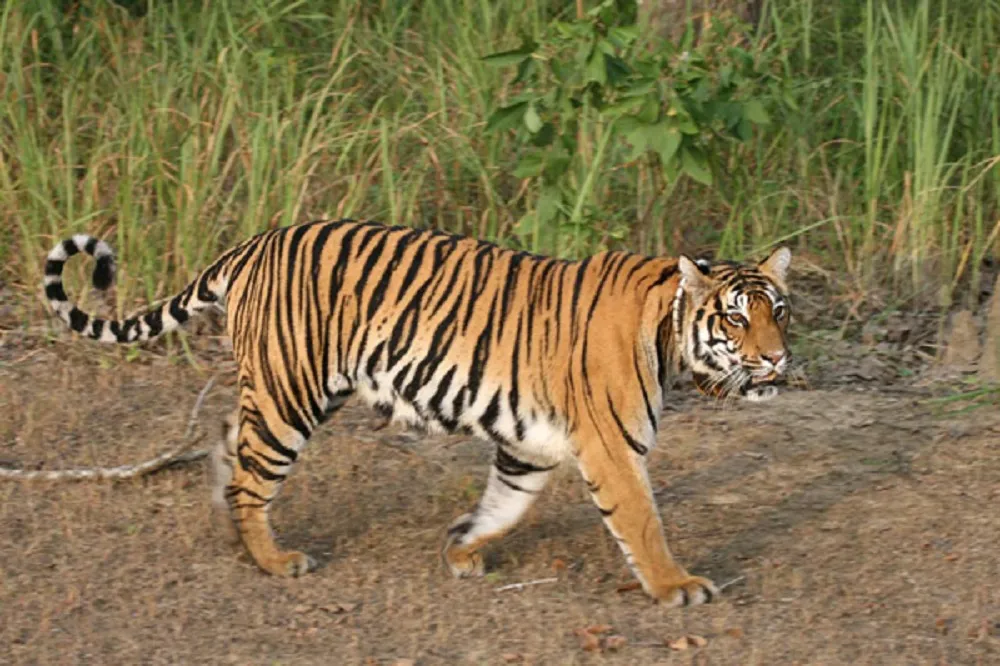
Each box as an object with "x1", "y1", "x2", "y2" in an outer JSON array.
[
  {"x1": 754, "y1": 0, "x2": 1000, "y2": 305},
  {"x1": 1, "y1": 0, "x2": 998, "y2": 321}
]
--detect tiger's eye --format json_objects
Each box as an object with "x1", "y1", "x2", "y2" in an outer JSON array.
[{"x1": 726, "y1": 312, "x2": 748, "y2": 327}]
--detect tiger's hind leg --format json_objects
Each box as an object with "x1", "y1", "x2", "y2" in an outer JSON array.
[
  {"x1": 443, "y1": 446, "x2": 557, "y2": 578},
  {"x1": 210, "y1": 409, "x2": 241, "y2": 546},
  {"x1": 224, "y1": 397, "x2": 317, "y2": 577}
]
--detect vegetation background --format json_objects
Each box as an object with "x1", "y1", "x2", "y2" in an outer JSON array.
[{"x1": 1, "y1": 0, "x2": 998, "y2": 324}]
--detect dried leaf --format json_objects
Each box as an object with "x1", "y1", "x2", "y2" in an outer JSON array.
[
  {"x1": 293, "y1": 604, "x2": 311, "y2": 614},
  {"x1": 551, "y1": 558, "x2": 567, "y2": 572},
  {"x1": 603, "y1": 635, "x2": 628, "y2": 651},
  {"x1": 689, "y1": 634, "x2": 708, "y2": 647},
  {"x1": 575, "y1": 630, "x2": 601, "y2": 652},
  {"x1": 667, "y1": 636, "x2": 689, "y2": 651},
  {"x1": 944, "y1": 553, "x2": 960, "y2": 561},
  {"x1": 584, "y1": 624, "x2": 613, "y2": 635},
  {"x1": 724, "y1": 627, "x2": 744, "y2": 639},
  {"x1": 501, "y1": 653, "x2": 522, "y2": 663}
]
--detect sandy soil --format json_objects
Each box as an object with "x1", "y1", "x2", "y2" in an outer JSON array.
[{"x1": 1, "y1": 339, "x2": 998, "y2": 665}]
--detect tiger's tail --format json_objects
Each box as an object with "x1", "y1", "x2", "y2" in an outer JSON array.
[{"x1": 43, "y1": 234, "x2": 230, "y2": 344}]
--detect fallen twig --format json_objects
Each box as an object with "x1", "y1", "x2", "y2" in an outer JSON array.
[
  {"x1": 0, "y1": 374, "x2": 218, "y2": 481},
  {"x1": 495, "y1": 577, "x2": 559, "y2": 593},
  {"x1": 717, "y1": 575, "x2": 747, "y2": 591}
]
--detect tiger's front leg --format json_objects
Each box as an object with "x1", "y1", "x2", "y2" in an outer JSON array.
[{"x1": 576, "y1": 438, "x2": 718, "y2": 607}]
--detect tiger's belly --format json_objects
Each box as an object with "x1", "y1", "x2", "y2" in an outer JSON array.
[{"x1": 350, "y1": 372, "x2": 572, "y2": 463}]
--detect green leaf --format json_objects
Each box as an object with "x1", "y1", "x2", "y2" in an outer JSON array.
[
  {"x1": 599, "y1": 96, "x2": 645, "y2": 118},
  {"x1": 513, "y1": 57, "x2": 536, "y2": 85},
  {"x1": 530, "y1": 122, "x2": 556, "y2": 147},
  {"x1": 619, "y1": 119, "x2": 682, "y2": 164},
  {"x1": 681, "y1": 146, "x2": 713, "y2": 185},
  {"x1": 523, "y1": 104, "x2": 543, "y2": 133},
  {"x1": 513, "y1": 152, "x2": 545, "y2": 178},
  {"x1": 586, "y1": 51, "x2": 608, "y2": 85},
  {"x1": 605, "y1": 55, "x2": 631, "y2": 86},
  {"x1": 744, "y1": 99, "x2": 770, "y2": 125},
  {"x1": 543, "y1": 153, "x2": 572, "y2": 183},
  {"x1": 537, "y1": 186, "x2": 563, "y2": 223},
  {"x1": 608, "y1": 26, "x2": 639, "y2": 48},
  {"x1": 621, "y1": 79, "x2": 656, "y2": 98},
  {"x1": 636, "y1": 96, "x2": 659, "y2": 124},
  {"x1": 736, "y1": 117, "x2": 753, "y2": 141},
  {"x1": 653, "y1": 127, "x2": 682, "y2": 166},
  {"x1": 486, "y1": 101, "x2": 529, "y2": 133},
  {"x1": 481, "y1": 39, "x2": 536, "y2": 67}
]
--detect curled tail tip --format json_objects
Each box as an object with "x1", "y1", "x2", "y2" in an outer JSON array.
[{"x1": 45, "y1": 234, "x2": 117, "y2": 292}]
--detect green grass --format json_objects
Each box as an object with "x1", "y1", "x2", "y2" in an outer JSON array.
[{"x1": 1, "y1": 0, "x2": 998, "y2": 321}]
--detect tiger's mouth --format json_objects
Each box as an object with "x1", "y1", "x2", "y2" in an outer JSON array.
[{"x1": 750, "y1": 370, "x2": 779, "y2": 385}]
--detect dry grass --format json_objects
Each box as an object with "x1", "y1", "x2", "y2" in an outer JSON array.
[{"x1": 1, "y1": 342, "x2": 998, "y2": 665}]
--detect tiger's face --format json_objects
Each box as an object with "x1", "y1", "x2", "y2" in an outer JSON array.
[{"x1": 676, "y1": 248, "x2": 792, "y2": 402}]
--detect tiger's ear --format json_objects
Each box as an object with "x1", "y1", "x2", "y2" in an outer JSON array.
[
  {"x1": 677, "y1": 255, "x2": 714, "y2": 300},
  {"x1": 758, "y1": 247, "x2": 791, "y2": 285}
]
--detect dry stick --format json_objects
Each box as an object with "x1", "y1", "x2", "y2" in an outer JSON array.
[
  {"x1": 0, "y1": 374, "x2": 218, "y2": 481},
  {"x1": 717, "y1": 575, "x2": 747, "y2": 591},
  {"x1": 495, "y1": 577, "x2": 559, "y2": 593}
]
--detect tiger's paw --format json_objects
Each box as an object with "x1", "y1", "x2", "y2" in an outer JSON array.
[
  {"x1": 651, "y1": 575, "x2": 718, "y2": 608},
  {"x1": 259, "y1": 550, "x2": 316, "y2": 578},
  {"x1": 442, "y1": 514, "x2": 485, "y2": 578},
  {"x1": 443, "y1": 544, "x2": 485, "y2": 578}
]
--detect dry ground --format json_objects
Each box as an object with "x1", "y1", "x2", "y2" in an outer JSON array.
[{"x1": 1, "y1": 339, "x2": 998, "y2": 665}]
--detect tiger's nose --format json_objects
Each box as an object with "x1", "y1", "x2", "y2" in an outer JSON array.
[{"x1": 763, "y1": 350, "x2": 787, "y2": 367}]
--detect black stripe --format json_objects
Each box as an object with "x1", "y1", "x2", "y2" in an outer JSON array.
[
  {"x1": 45, "y1": 283, "x2": 67, "y2": 301},
  {"x1": 494, "y1": 445, "x2": 556, "y2": 476},
  {"x1": 168, "y1": 295, "x2": 190, "y2": 324},
  {"x1": 633, "y1": 348, "x2": 658, "y2": 430},
  {"x1": 68, "y1": 308, "x2": 88, "y2": 332},
  {"x1": 365, "y1": 230, "x2": 417, "y2": 319},
  {"x1": 93, "y1": 256, "x2": 114, "y2": 289},
  {"x1": 607, "y1": 389, "x2": 648, "y2": 456},
  {"x1": 447, "y1": 518, "x2": 474, "y2": 538},
  {"x1": 496, "y1": 475, "x2": 536, "y2": 494},
  {"x1": 44, "y1": 260, "x2": 63, "y2": 276},
  {"x1": 83, "y1": 236, "x2": 98, "y2": 255},
  {"x1": 143, "y1": 310, "x2": 164, "y2": 337}
]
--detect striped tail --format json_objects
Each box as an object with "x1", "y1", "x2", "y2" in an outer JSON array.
[{"x1": 43, "y1": 234, "x2": 228, "y2": 343}]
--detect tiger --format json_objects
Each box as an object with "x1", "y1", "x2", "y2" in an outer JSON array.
[{"x1": 38, "y1": 219, "x2": 792, "y2": 607}]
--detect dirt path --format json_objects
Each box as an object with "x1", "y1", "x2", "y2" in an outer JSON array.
[{"x1": 1, "y1": 349, "x2": 998, "y2": 665}]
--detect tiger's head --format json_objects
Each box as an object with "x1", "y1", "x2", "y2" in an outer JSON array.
[{"x1": 674, "y1": 247, "x2": 792, "y2": 402}]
